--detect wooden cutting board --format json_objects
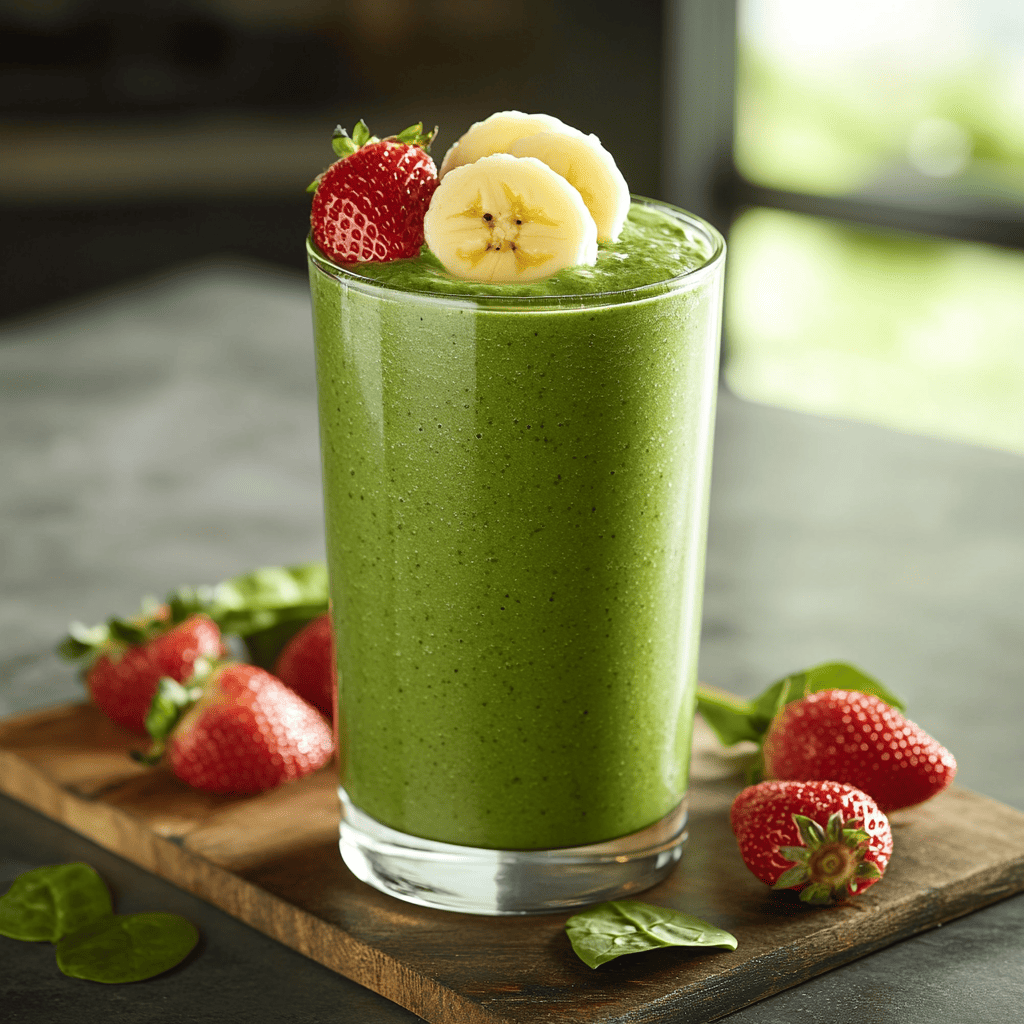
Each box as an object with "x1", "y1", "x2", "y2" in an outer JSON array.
[{"x1": 2, "y1": 703, "x2": 1023, "y2": 1024}]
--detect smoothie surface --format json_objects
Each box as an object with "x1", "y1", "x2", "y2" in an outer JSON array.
[{"x1": 313, "y1": 201, "x2": 716, "y2": 299}]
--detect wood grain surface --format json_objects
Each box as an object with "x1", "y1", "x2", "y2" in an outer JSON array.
[{"x1": 2, "y1": 703, "x2": 1022, "y2": 1024}]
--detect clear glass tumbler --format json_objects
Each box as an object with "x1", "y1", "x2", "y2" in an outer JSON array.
[{"x1": 308, "y1": 199, "x2": 725, "y2": 914}]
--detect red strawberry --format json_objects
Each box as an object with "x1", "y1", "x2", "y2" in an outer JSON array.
[
  {"x1": 762, "y1": 689, "x2": 957, "y2": 812},
  {"x1": 82, "y1": 613, "x2": 222, "y2": 734},
  {"x1": 731, "y1": 780, "x2": 892, "y2": 904},
  {"x1": 309, "y1": 120, "x2": 438, "y2": 264},
  {"x1": 273, "y1": 613, "x2": 334, "y2": 720},
  {"x1": 163, "y1": 663, "x2": 334, "y2": 795}
]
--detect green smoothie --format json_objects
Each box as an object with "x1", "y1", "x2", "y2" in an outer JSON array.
[{"x1": 309, "y1": 199, "x2": 724, "y2": 850}]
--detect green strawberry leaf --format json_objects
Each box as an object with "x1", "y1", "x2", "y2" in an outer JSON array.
[
  {"x1": 55, "y1": 912, "x2": 199, "y2": 983},
  {"x1": 106, "y1": 619, "x2": 152, "y2": 647},
  {"x1": 565, "y1": 900, "x2": 737, "y2": 969},
  {"x1": 395, "y1": 122, "x2": 422, "y2": 143},
  {"x1": 777, "y1": 845, "x2": 811, "y2": 863},
  {"x1": 167, "y1": 562, "x2": 329, "y2": 637},
  {"x1": 696, "y1": 661, "x2": 906, "y2": 750},
  {"x1": 144, "y1": 675, "x2": 204, "y2": 743},
  {"x1": 793, "y1": 814, "x2": 826, "y2": 850},
  {"x1": 395, "y1": 123, "x2": 437, "y2": 150},
  {"x1": 799, "y1": 883, "x2": 834, "y2": 905},
  {"x1": 56, "y1": 621, "x2": 110, "y2": 661},
  {"x1": 332, "y1": 120, "x2": 379, "y2": 159},
  {"x1": 331, "y1": 127, "x2": 359, "y2": 159},
  {"x1": 772, "y1": 865, "x2": 810, "y2": 891},
  {"x1": 354, "y1": 119, "x2": 374, "y2": 146},
  {"x1": 351, "y1": 119, "x2": 372, "y2": 147},
  {"x1": 57, "y1": 607, "x2": 167, "y2": 664},
  {"x1": 0, "y1": 864, "x2": 112, "y2": 943}
]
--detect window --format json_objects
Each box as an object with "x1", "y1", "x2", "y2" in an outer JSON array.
[{"x1": 667, "y1": 0, "x2": 1024, "y2": 455}]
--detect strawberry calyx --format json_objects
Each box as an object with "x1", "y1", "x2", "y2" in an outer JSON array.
[
  {"x1": 332, "y1": 118, "x2": 380, "y2": 159},
  {"x1": 306, "y1": 120, "x2": 438, "y2": 192},
  {"x1": 56, "y1": 602, "x2": 169, "y2": 666},
  {"x1": 132, "y1": 657, "x2": 217, "y2": 765},
  {"x1": 773, "y1": 811, "x2": 882, "y2": 904}
]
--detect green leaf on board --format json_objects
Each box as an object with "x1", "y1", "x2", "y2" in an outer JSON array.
[
  {"x1": 0, "y1": 864, "x2": 113, "y2": 943},
  {"x1": 694, "y1": 687, "x2": 770, "y2": 747},
  {"x1": 696, "y1": 661, "x2": 906, "y2": 750},
  {"x1": 565, "y1": 900, "x2": 738, "y2": 969},
  {"x1": 167, "y1": 562, "x2": 329, "y2": 637},
  {"x1": 241, "y1": 617, "x2": 315, "y2": 671},
  {"x1": 55, "y1": 912, "x2": 199, "y2": 983}
]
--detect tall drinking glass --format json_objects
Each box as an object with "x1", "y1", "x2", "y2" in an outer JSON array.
[{"x1": 308, "y1": 199, "x2": 725, "y2": 915}]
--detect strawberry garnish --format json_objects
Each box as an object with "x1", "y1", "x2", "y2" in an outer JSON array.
[
  {"x1": 141, "y1": 662, "x2": 334, "y2": 795},
  {"x1": 309, "y1": 120, "x2": 438, "y2": 264},
  {"x1": 762, "y1": 688, "x2": 957, "y2": 812},
  {"x1": 273, "y1": 612, "x2": 334, "y2": 720},
  {"x1": 58, "y1": 610, "x2": 222, "y2": 734},
  {"x1": 731, "y1": 780, "x2": 893, "y2": 904}
]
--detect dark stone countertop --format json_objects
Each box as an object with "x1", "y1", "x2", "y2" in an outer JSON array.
[{"x1": 2, "y1": 261, "x2": 1022, "y2": 1022}]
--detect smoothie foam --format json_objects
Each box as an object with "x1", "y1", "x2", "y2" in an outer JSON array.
[{"x1": 309, "y1": 199, "x2": 723, "y2": 850}]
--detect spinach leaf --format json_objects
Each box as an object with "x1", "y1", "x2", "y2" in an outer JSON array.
[
  {"x1": 168, "y1": 562, "x2": 329, "y2": 637},
  {"x1": 0, "y1": 863, "x2": 112, "y2": 943},
  {"x1": 241, "y1": 617, "x2": 315, "y2": 670},
  {"x1": 56, "y1": 912, "x2": 199, "y2": 983},
  {"x1": 696, "y1": 661, "x2": 906, "y2": 750},
  {"x1": 566, "y1": 900, "x2": 737, "y2": 969}
]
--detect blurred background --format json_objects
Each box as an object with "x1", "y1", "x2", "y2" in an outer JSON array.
[{"x1": 2, "y1": 0, "x2": 1022, "y2": 454}]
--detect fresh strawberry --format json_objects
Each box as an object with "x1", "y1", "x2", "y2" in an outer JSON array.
[
  {"x1": 273, "y1": 613, "x2": 334, "y2": 720},
  {"x1": 309, "y1": 120, "x2": 438, "y2": 263},
  {"x1": 731, "y1": 780, "x2": 892, "y2": 904},
  {"x1": 154, "y1": 663, "x2": 334, "y2": 795},
  {"x1": 762, "y1": 689, "x2": 957, "y2": 812},
  {"x1": 59, "y1": 611, "x2": 222, "y2": 734}
]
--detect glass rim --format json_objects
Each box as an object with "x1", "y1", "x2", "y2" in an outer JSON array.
[{"x1": 306, "y1": 196, "x2": 726, "y2": 311}]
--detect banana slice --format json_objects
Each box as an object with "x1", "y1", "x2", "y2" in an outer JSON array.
[
  {"x1": 423, "y1": 153, "x2": 598, "y2": 284},
  {"x1": 507, "y1": 131, "x2": 630, "y2": 243},
  {"x1": 438, "y1": 110, "x2": 571, "y2": 178}
]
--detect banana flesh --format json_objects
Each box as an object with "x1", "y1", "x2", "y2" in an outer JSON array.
[
  {"x1": 423, "y1": 153, "x2": 598, "y2": 284},
  {"x1": 438, "y1": 110, "x2": 570, "y2": 178},
  {"x1": 507, "y1": 130, "x2": 629, "y2": 243}
]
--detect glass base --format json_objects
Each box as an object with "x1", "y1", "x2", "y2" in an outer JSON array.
[{"x1": 338, "y1": 789, "x2": 688, "y2": 916}]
